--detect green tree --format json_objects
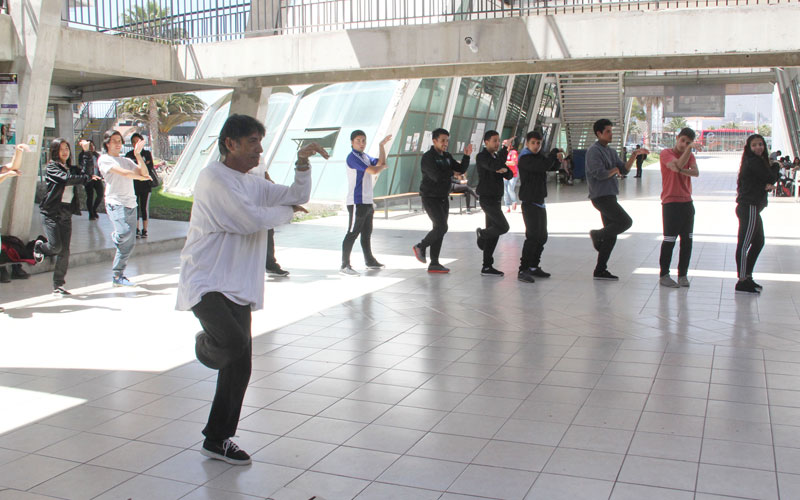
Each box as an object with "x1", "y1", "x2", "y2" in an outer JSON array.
[
  {"x1": 722, "y1": 122, "x2": 741, "y2": 130},
  {"x1": 118, "y1": 93, "x2": 206, "y2": 159},
  {"x1": 664, "y1": 116, "x2": 688, "y2": 133},
  {"x1": 758, "y1": 124, "x2": 772, "y2": 137},
  {"x1": 120, "y1": 1, "x2": 181, "y2": 41},
  {"x1": 636, "y1": 97, "x2": 664, "y2": 147}
]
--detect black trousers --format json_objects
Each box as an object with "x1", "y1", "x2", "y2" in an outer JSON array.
[
  {"x1": 521, "y1": 202, "x2": 547, "y2": 271},
  {"x1": 85, "y1": 180, "x2": 104, "y2": 218},
  {"x1": 266, "y1": 229, "x2": 277, "y2": 269},
  {"x1": 635, "y1": 162, "x2": 644, "y2": 177},
  {"x1": 136, "y1": 189, "x2": 151, "y2": 221},
  {"x1": 660, "y1": 201, "x2": 694, "y2": 277},
  {"x1": 39, "y1": 208, "x2": 73, "y2": 288},
  {"x1": 451, "y1": 183, "x2": 477, "y2": 209},
  {"x1": 591, "y1": 195, "x2": 633, "y2": 273},
  {"x1": 419, "y1": 196, "x2": 449, "y2": 265},
  {"x1": 735, "y1": 203, "x2": 765, "y2": 280},
  {"x1": 478, "y1": 197, "x2": 509, "y2": 267},
  {"x1": 192, "y1": 292, "x2": 252, "y2": 443},
  {"x1": 341, "y1": 204, "x2": 376, "y2": 267}
]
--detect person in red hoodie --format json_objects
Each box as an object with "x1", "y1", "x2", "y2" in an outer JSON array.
[{"x1": 504, "y1": 142, "x2": 519, "y2": 212}]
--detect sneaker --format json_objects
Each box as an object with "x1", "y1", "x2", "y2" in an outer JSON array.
[
  {"x1": 465, "y1": 209, "x2": 472, "y2": 214},
  {"x1": 33, "y1": 240, "x2": 44, "y2": 263},
  {"x1": 659, "y1": 275, "x2": 680, "y2": 288},
  {"x1": 475, "y1": 228, "x2": 485, "y2": 250},
  {"x1": 589, "y1": 230, "x2": 602, "y2": 251},
  {"x1": 678, "y1": 276, "x2": 690, "y2": 288},
  {"x1": 201, "y1": 438, "x2": 251, "y2": 466},
  {"x1": 141, "y1": 230, "x2": 148, "y2": 239},
  {"x1": 735, "y1": 279, "x2": 760, "y2": 295},
  {"x1": 506, "y1": 207, "x2": 511, "y2": 213},
  {"x1": 10, "y1": 265, "x2": 29, "y2": 280},
  {"x1": 136, "y1": 229, "x2": 141, "y2": 239},
  {"x1": 481, "y1": 266, "x2": 504, "y2": 277},
  {"x1": 339, "y1": 266, "x2": 360, "y2": 276},
  {"x1": 530, "y1": 268, "x2": 551, "y2": 278},
  {"x1": 517, "y1": 270, "x2": 535, "y2": 283},
  {"x1": 365, "y1": 260, "x2": 385, "y2": 270},
  {"x1": 52, "y1": 286, "x2": 72, "y2": 296},
  {"x1": 412, "y1": 245, "x2": 427, "y2": 264},
  {"x1": 112, "y1": 276, "x2": 136, "y2": 287},
  {"x1": 512, "y1": 202, "x2": 517, "y2": 211},
  {"x1": 746, "y1": 276, "x2": 763, "y2": 291},
  {"x1": 267, "y1": 265, "x2": 290, "y2": 277},
  {"x1": 0, "y1": 267, "x2": 9, "y2": 284},
  {"x1": 593, "y1": 270, "x2": 619, "y2": 281},
  {"x1": 427, "y1": 264, "x2": 450, "y2": 273}
]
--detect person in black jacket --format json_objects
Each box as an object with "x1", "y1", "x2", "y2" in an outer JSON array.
[
  {"x1": 734, "y1": 134, "x2": 777, "y2": 294},
  {"x1": 412, "y1": 128, "x2": 472, "y2": 273},
  {"x1": 475, "y1": 130, "x2": 513, "y2": 277},
  {"x1": 33, "y1": 139, "x2": 99, "y2": 295},
  {"x1": 78, "y1": 140, "x2": 103, "y2": 220},
  {"x1": 634, "y1": 144, "x2": 648, "y2": 178},
  {"x1": 516, "y1": 131, "x2": 551, "y2": 283},
  {"x1": 125, "y1": 133, "x2": 155, "y2": 238}
]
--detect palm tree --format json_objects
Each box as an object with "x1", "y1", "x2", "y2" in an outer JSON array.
[
  {"x1": 638, "y1": 96, "x2": 664, "y2": 148},
  {"x1": 118, "y1": 93, "x2": 206, "y2": 159},
  {"x1": 120, "y1": 1, "x2": 181, "y2": 41},
  {"x1": 665, "y1": 117, "x2": 688, "y2": 133}
]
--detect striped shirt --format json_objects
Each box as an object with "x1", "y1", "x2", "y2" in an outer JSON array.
[{"x1": 346, "y1": 149, "x2": 378, "y2": 205}]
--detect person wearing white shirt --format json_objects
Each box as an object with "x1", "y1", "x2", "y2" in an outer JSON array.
[
  {"x1": 97, "y1": 130, "x2": 151, "y2": 287},
  {"x1": 176, "y1": 114, "x2": 327, "y2": 465}
]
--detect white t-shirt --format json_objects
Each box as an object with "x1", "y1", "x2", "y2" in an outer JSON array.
[
  {"x1": 99, "y1": 154, "x2": 139, "y2": 208},
  {"x1": 176, "y1": 161, "x2": 312, "y2": 311}
]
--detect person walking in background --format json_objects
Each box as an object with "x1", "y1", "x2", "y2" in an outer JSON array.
[
  {"x1": 734, "y1": 134, "x2": 776, "y2": 294},
  {"x1": 79, "y1": 140, "x2": 103, "y2": 220},
  {"x1": 504, "y1": 142, "x2": 519, "y2": 212},
  {"x1": 633, "y1": 144, "x2": 648, "y2": 178},
  {"x1": 126, "y1": 133, "x2": 156, "y2": 239},
  {"x1": 412, "y1": 128, "x2": 472, "y2": 274},
  {"x1": 516, "y1": 131, "x2": 551, "y2": 283},
  {"x1": 475, "y1": 130, "x2": 514, "y2": 277}
]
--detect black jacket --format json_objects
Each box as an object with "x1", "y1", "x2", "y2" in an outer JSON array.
[
  {"x1": 126, "y1": 149, "x2": 155, "y2": 192},
  {"x1": 419, "y1": 146, "x2": 470, "y2": 197},
  {"x1": 39, "y1": 161, "x2": 90, "y2": 217},
  {"x1": 78, "y1": 150, "x2": 101, "y2": 179},
  {"x1": 737, "y1": 154, "x2": 777, "y2": 208},
  {"x1": 476, "y1": 147, "x2": 513, "y2": 198},
  {"x1": 517, "y1": 149, "x2": 549, "y2": 204}
]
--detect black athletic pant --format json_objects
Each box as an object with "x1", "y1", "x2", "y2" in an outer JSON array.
[
  {"x1": 419, "y1": 196, "x2": 449, "y2": 265},
  {"x1": 451, "y1": 183, "x2": 477, "y2": 209},
  {"x1": 85, "y1": 180, "x2": 104, "y2": 218},
  {"x1": 341, "y1": 204, "x2": 376, "y2": 267},
  {"x1": 591, "y1": 195, "x2": 633, "y2": 273},
  {"x1": 39, "y1": 208, "x2": 73, "y2": 288},
  {"x1": 266, "y1": 229, "x2": 277, "y2": 269},
  {"x1": 478, "y1": 197, "x2": 509, "y2": 267},
  {"x1": 659, "y1": 201, "x2": 694, "y2": 277},
  {"x1": 735, "y1": 203, "x2": 765, "y2": 280},
  {"x1": 520, "y1": 202, "x2": 547, "y2": 271},
  {"x1": 136, "y1": 189, "x2": 151, "y2": 222},
  {"x1": 192, "y1": 292, "x2": 252, "y2": 443}
]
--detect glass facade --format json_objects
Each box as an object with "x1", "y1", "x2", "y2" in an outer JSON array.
[{"x1": 534, "y1": 81, "x2": 561, "y2": 152}]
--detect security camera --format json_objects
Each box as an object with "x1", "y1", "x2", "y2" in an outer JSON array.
[{"x1": 464, "y1": 36, "x2": 478, "y2": 54}]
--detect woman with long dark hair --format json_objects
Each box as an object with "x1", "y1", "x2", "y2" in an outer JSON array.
[
  {"x1": 33, "y1": 139, "x2": 98, "y2": 295},
  {"x1": 734, "y1": 134, "x2": 777, "y2": 294}
]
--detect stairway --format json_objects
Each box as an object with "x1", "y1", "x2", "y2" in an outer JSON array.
[
  {"x1": 556, "y1": 73, "x2": 625, "y2": 153},
  {"x1": 74, "y1": 101, "x2": 118, "y2": 146}
]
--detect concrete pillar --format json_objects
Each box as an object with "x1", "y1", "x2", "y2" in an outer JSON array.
[
  {"x1": 6, "y1": 0, "x2": 62, "y2": 239},
  {"x1": 229, "y1": 85, "x2": 272, "y2": 123},
  {"x1": 53, "y1": 104, "x2": 74, "y2": 148},
  {"x1": 246, "y1": 0, "x2": 282, "y2": 36}
]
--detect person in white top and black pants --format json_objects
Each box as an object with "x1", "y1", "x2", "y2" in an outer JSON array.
[{"x1": 176, "y1": 114, "x2": 326, "y2": 465}]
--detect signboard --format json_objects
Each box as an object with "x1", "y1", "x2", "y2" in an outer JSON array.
[
  {"x1": 663, "y1": 85, "x2": 725, "y2": 117},
  {"x1": 0, "y1": 74, "x2": 18, "y2": 157}
]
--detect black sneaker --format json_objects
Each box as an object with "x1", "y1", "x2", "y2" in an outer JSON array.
[
  {"x1": 593, "y1": 270, "x2": 619, "y2": 281},
  {"x1": 427, "y1": 263, "x2": 449, "y2": 273},
  {"x1": 589, "y1": 230, "x2": 602, "y2": 251},
  {"x1": 201, "y1": 438, "x2": 251, "y2": 465},
  {"x1": 10, "y1": 265, "x2": 29, "y2": 280},
  {"x1": 481, "y1": 266, "x2": 504, "y2": 277},
  {"x1": 140, "y1": 230, "x2": 148, "y2": 239},
  {"x1": 266, "y1": 265, "x2": 290, "y2": 277},
  {"x1": 747, "y1": 277, "x2": 763, "y2": 291},
  {"x1": 33, "y1": 240, "x2": 44, "y2": 263},
  {"x1": 412, "y1": 245, "x2": 427, "y2": 264},
  {"x1": 517, "y1": 270, "x2": 535, "y2": 283},
  {"x1": 53, "y1": 286, "x2": 72, "y2": 296},
  {"x1": 735, "y1": 279, "x2": 760, "y2": 295},
  {"x1": 365, "y1": 260, "x2": 385, "y2": 270},
  {"x1": 136, "y1": 229, "x2": 141, "y2": 239},
  {"x1": 476, "y1": 228, "x2": 485, "y2": 250},
  {"x1": 530, "y1": 268, "x2": 551, "y2": 278}
]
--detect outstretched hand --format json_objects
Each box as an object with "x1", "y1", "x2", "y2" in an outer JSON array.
[
  {"x1": 464, "y1": 144, "x2": 474, "y2": 156},
  {"x1": 298, "y1": 142, "x2": 329, "y2": 160},
  {"x1": 15, "y1": 144, "x2": 31, "y2": 153},
  {"x1": 134, "y1": 140, "x2": 145, "y2": 156},
  {"x1": 379, "y1": 135, "x2": 393, "y2": 147}
]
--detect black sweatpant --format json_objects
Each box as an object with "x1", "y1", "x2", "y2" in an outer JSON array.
[
  {"x1": 659, "y1": 201, "x2": 694, "y2": 277},
  {"x1": 591, "y1": 195, "x2": 633, "y2": 273},
  {"x1": 39, "y1": 208, "x2": 73, "y2": 288},
  {"x1": 341, "y1": 204, "x2": 376, "y2": 267},
  {"x1": 478, "y1": 197, "x2": 509, "y2": 267},
  {"x1": 266, "y1": 229, "x2": 277, "y2": 269},
  {"x1": 451, "y1": 183, "x2": 477, "y2": 209},
  {"x1": 136, "y1": 189, "x2": 151, "y2": 222},
  {"x1": 85, "y1": 180, "x2": 104, "y2": 218},
  {"x1": 192, "y1": 292, "x2": 252, "y2": 443},
  {"x1": 520, "y1": 202, "x2": 547, "y2": 271},
  {"x1": 735, "y1": 203, "x2": 765, "y2": 280},
  {"x1": 419, "y1": 196, "x2": 449, "y2": 265}
]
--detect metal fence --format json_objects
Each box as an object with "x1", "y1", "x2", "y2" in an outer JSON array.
[{"x1": 62, "y1": 0, "x2": 796, "y2": 43}]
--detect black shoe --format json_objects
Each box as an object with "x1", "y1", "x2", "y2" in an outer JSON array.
[
  {"x1": 427, "y1": 263, "x2": 449, "y2": 273},
  {"x1": 476, "y1": 228, "x2": 485, "y2": 250},
  {"x1": 365, "y1": 260, "x2": 385, "y2": 270},
  {"x1": 33, "y1": 240, "x2": 44, "y2": 263},
  {"x1": 136, "y1": 229, "x2": 141, "y2": 239},
  {"x1": 593, "y1": 270, "x2": 619, "y2": 281},
  {"x1": 53, "y1": 286, "x2": 72, "y2": 296},
  {"x1": 481, "y1": 266, "x2": 504, "y2": 277},
  {"x1": 10, "y1": 265, "x2": 29, "y2": 280},
  {"x1": 517, "y1": 270, "x2": 535, "y2": 283},
  {"x1": 735, "y1": 279, "x2": 760, "y2": 295},
  {"x1": 266, "y1": 265, "x2": 290, "y2": 277},
  {"x1": 530, "y1": 267, "x2": 551, "y2": 278},
  {"x1": 747, "y1": 277, "x2": 763, "y2": 291},
  {"x1": 140, "y1": 230, "x2": 148, "y2": 239},
  {"x1": 201, "y1": 438, "x2": 251, "y2": 465},
  {"x1": 0, "y1": 267, "x2": 9, "y2": 284},
  {"x1": 589, "y1": 230, "x2": 602, "y2": 251},
  {"x1": 412, "y1": 245, "x2": 427, "y2": 264}
]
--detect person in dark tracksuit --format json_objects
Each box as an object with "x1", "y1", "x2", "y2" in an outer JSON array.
[
  {"x1": 634, "y1": 144, "x2": 648, "y2": 178},
  {"x1": 516, "y1": 130, "x2": 551, "y2": 283},
  {"x1": 734, "y1": 134, "x2": 777, "y2": 294},
  {"x1": 475, "y1": 130, "x2": 513, "y2": 277},
  {"x1": 412, "y1": 128, "x2": 472, "y2": 273}
]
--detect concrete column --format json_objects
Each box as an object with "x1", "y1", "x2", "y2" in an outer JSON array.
[
  {"x1": 53, "y1": 104, "x2": 74, "y2": 147},
  {"x1": 6, "y1": 0, "x2": 62, "y2": 239},
  {"x1": 246, "y1": 0, "x2": 282, "y2": 36},
  {"x1": 229, "y1": 85, "x2": 272, "y2": 123}
]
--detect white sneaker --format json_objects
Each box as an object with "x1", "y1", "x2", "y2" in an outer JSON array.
[
  {"x1": 659, "y1": 275, "x2": 680, "y2": 288},
  {"x1": 339, "y1": 266, "x2": 360, "y2": 277}
]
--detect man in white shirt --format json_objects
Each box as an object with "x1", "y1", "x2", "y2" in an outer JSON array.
[
  {"x1": 98, "y1": 130, "x2": 151, "y2": 286},
  {"x1": 176, "y1": 114, "x2": 326, "y2": 465}
]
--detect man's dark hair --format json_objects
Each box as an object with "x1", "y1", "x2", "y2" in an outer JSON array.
[
  {"x1": 102, "y1": 129, "x2": 123, "y2": 152},
  {"x1": 432, "y1": 128, "x2": 449, "y2": 140},
  {"x1": 776, "y1": 150, "x2": 782, "y2": 156},
  {"x1": 49, "y1": 138, "x2": 71, "y2": 166},
  {"x1": 350, "y1": 130, "x2": 366, "y2": 141},
  {"x1": 218, "y1": 114, "x2": 266, "y2": 156},
  {"x1": 593, "y1": 119, "x2": 613, "y2": 136},
  {"x1": 677, "y1": 127, "x2": 696, "y2": 141},
  {"x1": 130, "y1": 133, "x2": 144, "y2": 143},
  {"x1": 483, "y1": 130, "x2": 499, "y2": 142},
  {"x1": 526, "y1": 131, "x2": 543, "y2": 142}
]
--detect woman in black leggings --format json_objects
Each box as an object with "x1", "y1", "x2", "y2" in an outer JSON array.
[{"x1": 734, "y1": 134, "x2": 777, "y2": 294}]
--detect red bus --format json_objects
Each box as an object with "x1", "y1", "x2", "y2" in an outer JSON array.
[{"x1": 696, "y1": 129, "x2": 754, "y2": 152}]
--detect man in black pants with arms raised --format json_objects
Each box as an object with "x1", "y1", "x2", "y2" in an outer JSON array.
[
  {"x1": 412, "y1": 128, "x2": 472, "y2": 273},
  {"x1": 517, "y1": 130, "x2": 551, "y2": 283},
  {"x1": 586, "y1": 119, "x2": 648, "y2": 280},
  {"x1": 475, "y1": 130, "x2": 513, "y2": 277}
]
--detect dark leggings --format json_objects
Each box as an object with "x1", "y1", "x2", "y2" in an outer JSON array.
[
  {"x1": 85, "y1": 180, "x2": 104, "y2": 217},
  {"x1": 419, "y1": 197, "x2": 450, "y2": 265},
  {"x1": 521, "y1": 203, "x2": 548, "y2": 271},
  {"x1": 735, "y1": 203, "x2": 765, "y2": 280},
  {"x1": 341, "y1": 204, "x2": 376, "y2": 267},
  {"x1": 659, "y1": 201, "x2": 694, "y2": 277},
  {"x1": 39, "y1": 209, "x2": 73, "y2": 288},
  {"x1": 591, "y1": 195, "x2": 633, "y2": 273},
  {"x1": 136, "y1": 190, "x2": 151, "y2": 221},
  {"x1": 478, "y1": 197, "x2": 509, "y2": 267}
]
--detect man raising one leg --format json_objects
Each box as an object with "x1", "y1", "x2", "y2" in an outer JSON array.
[{"x1": 475, "y1": 130, "x2": 513, "y2": 277}]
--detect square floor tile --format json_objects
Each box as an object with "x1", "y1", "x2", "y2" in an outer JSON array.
[
  {"x1": 286, "y1": 417, "x2": 365, "y2": 445},
  {"x1": 696, "y1": 463, "x2": 778, "y2": 500},
  {"x1": 144, "y1": 449, "x2": 231, "y2": 484},
  {"x1": 318, "y1": 399, "x2": 391, "y2": 423},
  {"x1": 345, "y1": 424, "x2": 425, "y2": 454},
  {"x1": 610, "y1": 483, "x2": 693, "y2": 500},
  {"x1": 31, "y1": 464, "x2": 134, "y2": 500},
  {"x1": 628, "y1": 432, "x2": 701, "y2": 462},
  {"x1": 354, "y1": 481, "x2": 440, "y2": 500},
  {"x1": 407, "y1": 432, "x2": 487, "y2": 463},
  {"x1": 432, "y1": 412, "x2": 506, "y2": 439},
  {"x1": 37, "y1": 432, "x2": 127, "y2": 463},
  {"x1": 89, "y1": 440, "x2": 181, "y2": 473},
  {"x1": 447, "y1": 464, "x2": 536, "y2": 499},
  {"x1": 312, "y1": 446, "x2": 399, "y2": 480},
  {"x1": 286, "y1": 470, "x2": 370, "y2": 500},
  {"x1": 373, "y1": 406, "x2": 447, "y2": 432},
  {"x1": 701, "y1": 438, "x2": 775, "y2": 470},
  {"x1": 542, "y1": 448, "x2": 624, "y2": 481},
  {"x1": 378, "y1": 455, "x2": 467, "y2": 491},
  {"x1": 251, "y1": 436, "x2": 335, "y2": 469},
  {"x1": 495, "y1": 419, "x2": 569, "y2": 447},
  {"x1": 560, "y1": 425, "x2": 633, "y2": 454},
  {"x1": 524, "y1": 473, "x2": 613, "y2": 500},
  {"x1": 206, "y1": 461, "x2": 303, "y2": 497},
  {"x1": 472, "y1": 440, "x2": 554, "y2": 472},
  {"x1": 618, "y1": 455, "x2": 698, "y2": 491},
  {"x1": 0, "y1": 454, "x2": 78, "y2": 490}
]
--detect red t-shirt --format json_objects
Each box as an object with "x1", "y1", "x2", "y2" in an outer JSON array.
[
  {"x1": 660, "y1": 148, "x2": 695, "y2": 204},
  {"x1": 506, "y1": 150, "x2": 519, "y2": 177}
]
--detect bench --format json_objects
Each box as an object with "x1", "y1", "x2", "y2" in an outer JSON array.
[
  {"x1": 449, "y1": 192, "x2": 466, "y2": 214},
  {"x1": 374, "y1": 192, "x2": 419, "y2": 219}
]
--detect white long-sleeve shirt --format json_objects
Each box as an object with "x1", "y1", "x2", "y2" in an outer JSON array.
[{"x1": 176, "y1": 161, "x2": 311, "y2": 311}]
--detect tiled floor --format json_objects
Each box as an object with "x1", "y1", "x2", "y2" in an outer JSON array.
[{"x1": 1, "y1": 154, "x2": 800, "y2": 499}]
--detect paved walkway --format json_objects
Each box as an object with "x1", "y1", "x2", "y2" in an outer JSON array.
[{"x1": 1, "y1": 155, "x2": 800, "y2": 499}]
